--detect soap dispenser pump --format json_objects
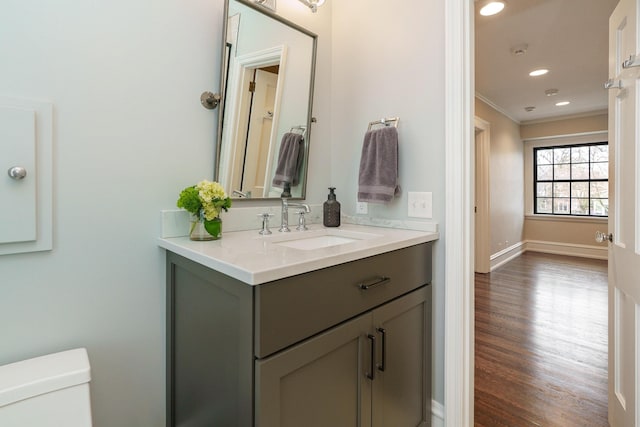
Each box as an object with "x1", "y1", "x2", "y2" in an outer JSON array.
[{"x1": 323, "y1": 187, "x2": 341, "y2": 227}]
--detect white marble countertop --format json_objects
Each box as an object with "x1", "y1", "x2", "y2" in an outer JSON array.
[{"x1": 158, "y1": 223, "x2": 439, "y2": 285}]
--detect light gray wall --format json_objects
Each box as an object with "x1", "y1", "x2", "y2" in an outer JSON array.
[
  {"x1": 0, "y1": 0, "x2": 224, "y2": 425},
  {"x1": 0, "y1": 1, "x2": 330, "y2": 426},
  {"x1": 1, "y1": 1, "x2": 446, "y2": 426},
  {"x1": 331, "y1": 0, "x2": 446, "y2": 404}
]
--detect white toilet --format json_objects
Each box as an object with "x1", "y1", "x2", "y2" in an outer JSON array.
[{"x1": 0, "y1": 348, "x2": 93, "y2": 426}]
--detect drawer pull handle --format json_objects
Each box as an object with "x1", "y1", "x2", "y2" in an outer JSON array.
[
  {"x1": 377, "y1": 327, "x2": 386, "y2": 372},
  {"x1": 367, "y1": 334, "x2": 376, "y2": 380},
  {"x1": 359, "y1": 276, "x2": 390, "y2": 290}
]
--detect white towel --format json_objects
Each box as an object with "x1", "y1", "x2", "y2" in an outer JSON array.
[{"x1": 357, "y1": 127, "x2": 400, "y2": 203}]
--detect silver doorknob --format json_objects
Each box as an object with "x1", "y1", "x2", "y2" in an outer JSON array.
[
  {"x1": 7, "y1": 166, "x2": 27, "y2": 180},
  {"x1": 595, "y1": 231, "x2": 613, "y2": 243},
  {"x1": 604, "y1": 79, "x2": 622, "y2": 89}
]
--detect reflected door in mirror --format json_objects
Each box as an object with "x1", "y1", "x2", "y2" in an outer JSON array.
[{"x1": 216, "y1": 0, "x2": 317, "y2": 200}]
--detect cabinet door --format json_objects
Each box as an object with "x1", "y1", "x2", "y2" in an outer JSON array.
[
  {"x1": 372, "y1": 286, "x2": 431, "y2": 427},
  {"x1": 256, "y1": 313, "x2": 373, "y2": 427},
  {"x1": 167, "y1": 253, "x2": 254, "y2": 427}
]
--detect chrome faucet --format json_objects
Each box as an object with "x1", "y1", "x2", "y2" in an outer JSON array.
[{"x1": 279, "y1": 199, "x2": 310, "y2": 232}]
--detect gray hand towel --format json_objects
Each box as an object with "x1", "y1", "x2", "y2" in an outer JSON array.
[
  {"x1": 358, "y1": 126, "x2": 400, "y2": 203},
  {"x1": 272, "y1": 132, "x2": 305, "y2": 187}
]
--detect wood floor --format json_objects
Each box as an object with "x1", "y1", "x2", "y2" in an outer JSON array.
[{"x1": 474, "y1": 252, "x2": 608, "y2": 427}]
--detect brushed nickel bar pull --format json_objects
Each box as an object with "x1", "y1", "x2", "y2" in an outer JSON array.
[
  {"x1": 358, "y1": 276, "x2": 390, "y2": 290},
  {"x1": 377, "y1": 327, "x2": 386, "y2": 372},
  {"x1": 367, "y1": 334, "x2": 376, "y2": 380}
]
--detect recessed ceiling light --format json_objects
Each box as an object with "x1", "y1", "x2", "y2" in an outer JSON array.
[
  {"x1": 555, "y1": 101, "x2": 570, "y2": 106},
  {"x1": 524, "y1": 106, "x2": 536, "y2": 112},
  {"x1": 480, "y1": 1, "x2": 505, "y2": 16},
  {"x1": 545, "y1": 88, "x2": 559, "y2": 96},
  {"x1": 529, "y1": 69, "x2": 549, "y2": 77}
]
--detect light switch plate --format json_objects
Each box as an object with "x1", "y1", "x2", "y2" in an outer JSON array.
[
  {"x1": 408, "y1": 192, "x2": 432, "y2": 218},
  {"x1": 356, "y1": 201, "x2": 368, "y2": 215}
]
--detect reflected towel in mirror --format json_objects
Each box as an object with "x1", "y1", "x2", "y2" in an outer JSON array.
[
  {"x1": 272, "y1": 132, "x2": 305, "y2": 187},
  {"x1": 357, "y1": 127, "x2": 400, "y2": 203}
]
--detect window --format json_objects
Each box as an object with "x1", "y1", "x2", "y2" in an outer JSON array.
[{"x1": 534, "y1": 142, "x2": 608, "y2": 216}]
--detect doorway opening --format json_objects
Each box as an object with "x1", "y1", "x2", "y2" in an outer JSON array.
[{"x1": 471, "y1": 3, "x2": 608, "y2": 425}]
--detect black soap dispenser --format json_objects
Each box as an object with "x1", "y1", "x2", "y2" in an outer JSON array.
[
  {"x1": 281, "y1": 181, "x2": 292, "y2": 198},
  {"x1": 323, "y1": 187, "x2": 341, "y2": 227}
]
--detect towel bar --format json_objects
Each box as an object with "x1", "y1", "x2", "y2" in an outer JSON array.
[
  {"x1": 289, "y1": 125, "x2": 307, "y2": 137},
  {"x1": 367, "y1": 117, "x2": 399, "y2": 131}
]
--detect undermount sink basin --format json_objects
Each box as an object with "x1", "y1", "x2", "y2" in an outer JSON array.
[{"x1": 272, "y1": 229, "x2": 381, "y2": 250}]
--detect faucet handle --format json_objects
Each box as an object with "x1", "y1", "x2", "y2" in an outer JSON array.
[
  {"x1": 296, "y1": 210, "x2": 308, "y2": 231},
  {"x1": 257, "y1": 213, "x2": 274, "y2": 235}
]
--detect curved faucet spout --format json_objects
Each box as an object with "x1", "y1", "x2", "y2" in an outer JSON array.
[{"x1": 279, "y1": 199, "x2": 311, "y2": 232}]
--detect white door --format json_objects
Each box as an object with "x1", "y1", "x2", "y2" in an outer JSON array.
[
  {"x1": 608, "y1": 0, "x2": 640, "y2": 424},
  {"x1": 244, "y1": 69, "x2": 277, "y2": 197}
]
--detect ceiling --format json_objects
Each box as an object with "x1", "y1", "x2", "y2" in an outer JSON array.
[{"x1": 475, "y1": 0, "x2": 619, "y2": 123}]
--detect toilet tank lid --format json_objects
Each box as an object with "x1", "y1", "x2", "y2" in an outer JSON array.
[{"x1": 0, "y1": 348, "x2": 91, "y2": 408}]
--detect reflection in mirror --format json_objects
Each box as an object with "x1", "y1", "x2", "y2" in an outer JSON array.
[{"x1": 216, "y1": 0, "x2": 317, "y2": 200}]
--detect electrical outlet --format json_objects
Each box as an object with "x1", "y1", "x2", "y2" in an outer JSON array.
[
  {"x1": 408, "y1": 192, "x2": 433, "y2": 218},
  {"x1": 356, "y1": 201, "x2": 368, "y2": 215}
]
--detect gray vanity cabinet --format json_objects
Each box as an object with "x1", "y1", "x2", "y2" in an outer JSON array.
[
  {"x1": 255, "y1": 310, "x2": 373, "y2": 427},
  {"x1": 166, "y1": 241, "x2": 432, "y2": 427},
  {"x1": 371, "y1": 287, "x2": 431, "y2": 427},
  {"x1": 255, "y1": 286, "x2": 431, "y2": 427}
]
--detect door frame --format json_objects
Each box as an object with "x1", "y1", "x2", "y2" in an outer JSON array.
[
  {"x1": 218, "y1": 45, "x2": 287, "y2": 192},
  {"x1": 444, "y1": 0, "x2": 475, "y2": 424},
  {"x1": 474, "y1": 117, "x2": 491, "y2": 274}
]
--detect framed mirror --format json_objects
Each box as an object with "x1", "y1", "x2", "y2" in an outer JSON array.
[{"x1": 216, "y1": 0, "x2": 317, "y2": 200}]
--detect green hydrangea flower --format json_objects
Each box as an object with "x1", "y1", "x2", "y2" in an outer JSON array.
[{"x1": 177, "y1": 181, "x2": 232, "y2": 220}]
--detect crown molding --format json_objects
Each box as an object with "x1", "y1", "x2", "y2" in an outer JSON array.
[{"x1": 474, "y1": 92, "x2": 521, "y2": 124}]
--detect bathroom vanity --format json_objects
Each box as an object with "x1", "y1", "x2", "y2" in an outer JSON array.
[{"x1": 160, "y1": 224, "x2": 437, "y2": 427}]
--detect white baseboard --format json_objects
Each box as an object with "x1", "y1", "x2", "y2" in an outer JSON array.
[
  {"x1": 524, "y1": 240, "x2": 608, "y2": 260},
  {"x1": 489, "y1": 240, "x2": 607, "y2": 271},
  {"x1": 432, "y1": 399, "x2": 444, "y2": 427},
  {"x1": 490, "y1": 241, "x2": 525, "y2": 271}
]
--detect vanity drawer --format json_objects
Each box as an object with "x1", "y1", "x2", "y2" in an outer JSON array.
[{"x1": 254, "y1": 242, "x2": 432, "y2": 358}]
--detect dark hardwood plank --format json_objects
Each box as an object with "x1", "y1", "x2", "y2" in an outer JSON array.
[{"x1": 474, "y1": 252, "x2": 608, "y2": 427}]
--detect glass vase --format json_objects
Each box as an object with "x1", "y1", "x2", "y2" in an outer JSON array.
[
  {"x1": 189, "y1": 212, "x2": 222, "y2": 241},
  {"x1": 204, "y1": 216, "x2": 222, "y2": 240}
]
